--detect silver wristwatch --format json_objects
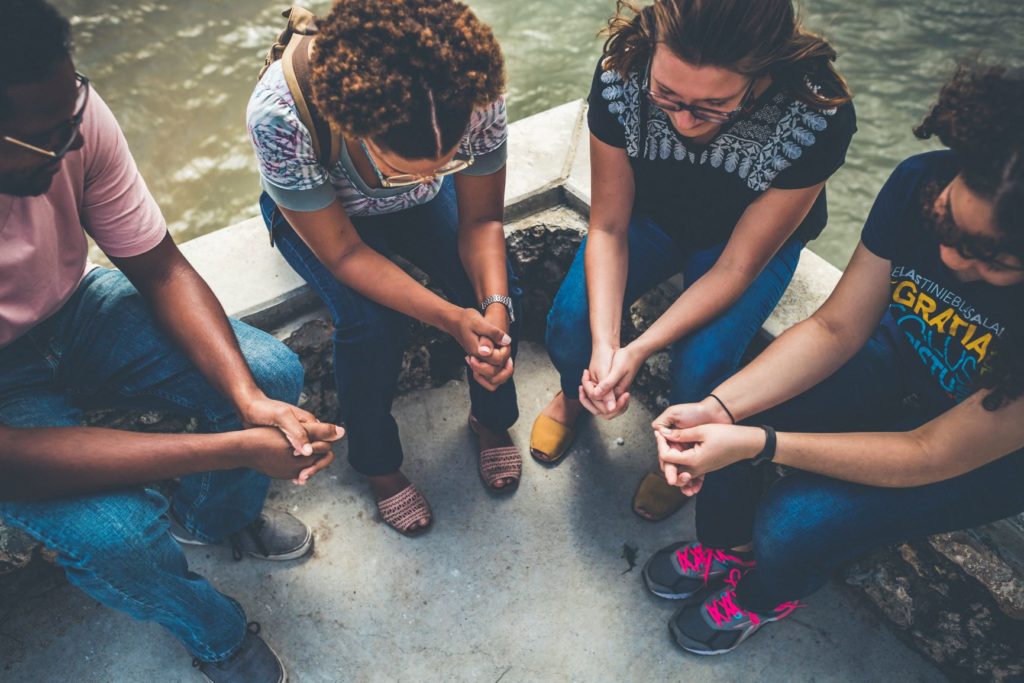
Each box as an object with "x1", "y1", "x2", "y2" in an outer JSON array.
[{"x1": 480, "y1": 294, "x2": 515, "y2": 323}]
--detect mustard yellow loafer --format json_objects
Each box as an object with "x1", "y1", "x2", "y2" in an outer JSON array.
[
  {"x1": 632, "y1": 470, "x2": 691, "y2": 521},
  {"x1": 530, "y1": 412, "x2": 576, "y2": 464}
]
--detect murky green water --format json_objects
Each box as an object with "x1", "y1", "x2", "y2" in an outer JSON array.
[{"x1": 57, "y1": 0, "x2": 1024, "y2": 267}]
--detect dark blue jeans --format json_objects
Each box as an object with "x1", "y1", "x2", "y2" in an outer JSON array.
[
  {"x1": 696, "y1": 319, "x2": 1024, "y2": 612},
  {"x1": 546, "y1": 213, "x2": 803, "y2": 403},
  {"x1": 0, "y1": 268, "x2": 305, "y2": 661},
  {"x1": 260, "y1": 178, "x2": 521, "y2": 476}
]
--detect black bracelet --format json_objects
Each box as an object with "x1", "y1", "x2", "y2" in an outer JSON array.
[
  {"x1": 707, "y1": 393, "x2": 736, "y2": 424},
  {"x1": 752, "y1": 425, "x2": 777, "y2": 466}
]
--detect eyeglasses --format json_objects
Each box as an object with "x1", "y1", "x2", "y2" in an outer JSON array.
[
  {"x1": 2, "y1": 73, "x2": 90, "y2": 160},
  {"x1": 360, "y1": 139, "x2": 474, "y2": 188},
  {"x1": 642, "y1": 58, "x2": 755, "y2": 124},
  {"x1": 930, "y1": 194, "x2": 1024, "y2": 272}
]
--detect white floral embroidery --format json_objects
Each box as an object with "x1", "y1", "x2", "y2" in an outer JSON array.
[{"x1": 599, "y1": 69, "x2": 837, "y2": 192}]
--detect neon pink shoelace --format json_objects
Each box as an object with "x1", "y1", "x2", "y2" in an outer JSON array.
[
  {"x1": 674, "y1": 543, "x2": 754, "y2": 587},
  {"x1": 705, "y1": 577, "x2": 801, "y2": 629}
]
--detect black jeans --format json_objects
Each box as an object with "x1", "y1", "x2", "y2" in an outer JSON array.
[
  {"x1": 259, "y1": 179, "x2": 521, "y2": 476},
  {"x1": 696, "y1": 319, "x2": 1024, "y2": 612}
]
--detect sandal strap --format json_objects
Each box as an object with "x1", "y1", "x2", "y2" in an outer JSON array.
[
  {"x1": 377, "y1": 485, "x2": 431, "y2": 532},
  {"x1": 479, "y1": 446, "x2": 522, "y2": 485}
]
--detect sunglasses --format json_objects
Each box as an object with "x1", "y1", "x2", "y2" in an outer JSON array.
[
  {"x1": 2, "y1": 73, "x2": 90, "y2": 160},
  {"x1": 360, "y1": 139, "x2": 474, "y2": 188},
  {"x1": 642, "y1": 57, "x2": 755, "y2": 124}
]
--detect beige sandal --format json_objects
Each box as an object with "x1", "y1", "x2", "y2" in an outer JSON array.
[
  {"x1": 469, "y1": 415, "x2": 522, "y2": 490},
  {"x1": 377, "y1": 484, "x2": 433, "y2": 536}
]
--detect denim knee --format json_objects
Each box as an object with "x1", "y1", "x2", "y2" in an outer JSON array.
[
  {"x1": 750, "y1": 476, "x2": 842, "y2": 579},
  {"x1": 2, "y1": 488, "x2": 170, "y2": 570},
  {"x1": 545, "y1": 302, "x2": 591, "y2": 380},
  {"x1": 670, "y1": 334, "x2": 740, "y2": 404},
  {"x1": 234, "y1": 322, "x2": 305, "y2": 406}
]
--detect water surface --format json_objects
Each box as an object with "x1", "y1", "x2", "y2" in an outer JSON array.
[{"x1": 57, "y1": 0, "x2": 1024, "y2": 266}]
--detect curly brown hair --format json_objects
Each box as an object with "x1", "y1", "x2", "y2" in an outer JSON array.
[
  {"x1": 915, "y1": 62, "x2": 1024, "y2": 410},
  {"x1": 309, "y1": 0, "x2": 505, "y2": 159},
  {"x1": 602, "y1": 0, "x2": 851, "y2": 109}
]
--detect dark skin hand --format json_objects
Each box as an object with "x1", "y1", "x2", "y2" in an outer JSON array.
[
  {"x1": 0, "y1": 421, "x2": 343, "y2": 501},
  {"x1": 111, "y1": 234, "x2": 329, "y2": 467}
]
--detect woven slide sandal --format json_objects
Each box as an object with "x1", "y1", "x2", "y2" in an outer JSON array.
[
  {"x1": 377, "y1": 484, "x2": 433, "y2": 536},
  {"x1": 469, "y1": 415, "x2": 522, "y2": 490}
]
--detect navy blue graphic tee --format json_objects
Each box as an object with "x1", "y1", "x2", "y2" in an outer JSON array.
[
  {"x1": 861, "y1": 150, "x2": 1024, "y2": 404},
  {"x1": 587, "y1": 58, "x2": 856, "y2": 249}
]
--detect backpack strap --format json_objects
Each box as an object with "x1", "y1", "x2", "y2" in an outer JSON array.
[{"x1": 261, "y1": 7, "x2": 341, "y2": 169}]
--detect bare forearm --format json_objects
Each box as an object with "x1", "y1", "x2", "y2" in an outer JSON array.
[
  {"x1": 332, "y1": 241, "x2": 461, "y2": 331},
  {"x1": 458, "y1": 219, "x2": 509, "y2": 304},
  {"x1": 631, "y1": 267, "x2": 750, "y2": 358},
  {"x1": 0, "y1": 425, "x2": 242, "y2": 500},
  {"x1": 585, "y1": 228, "x2": 629, "y2": 348},
  {"x1": 774, "y1": 429, "x2": 952, "y2": 487},
  {"x1": 143, "y1": 265, "x2": 263, "y2": 408}
]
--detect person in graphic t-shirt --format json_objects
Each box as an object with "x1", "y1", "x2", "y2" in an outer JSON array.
[
  {"x1": 530, "y1": 0, "x2": 856, "y2": 522},
  {"x1": 0, "y1": 2, "x2": 343, "y2": 681},
  {"x1": 248, "y1": 0, "x2": 521, "y2": 536},
  {"x1": 642, "y1": 63, "x2": 1024, "y2": 656}
]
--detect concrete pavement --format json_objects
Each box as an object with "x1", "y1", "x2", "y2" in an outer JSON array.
[{"x1": 0, "y1": 343, "x2": 944, "y2": 682}]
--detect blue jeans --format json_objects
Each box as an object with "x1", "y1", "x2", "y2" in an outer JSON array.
[
  {"x1": 260, "y1": 178, "x2": 521, "y2": 476},
  {"x1": 696, "y1": 320, "x2": 1024, "y2": 612},
  {"x1": 546, "y1": 213, "x2": 803, "y2": 402},
  {"x1": 0, "y1": 268, "x2": 305, "y2": 661}
]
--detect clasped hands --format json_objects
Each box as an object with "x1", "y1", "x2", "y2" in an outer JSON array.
[
  {"x1": 650, "y1": 399, "x2": 768, "y2": 497},
  {"x1": 577, "y1": 343, "x2": 645, "y2": 419},
  {"x1": 450, "y1": 306, "x2": 514, "y2": 392}
]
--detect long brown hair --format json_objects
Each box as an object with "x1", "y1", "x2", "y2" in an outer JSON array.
[{"x1": 601, "y1": 0, "x2": 851, "y2": 109}]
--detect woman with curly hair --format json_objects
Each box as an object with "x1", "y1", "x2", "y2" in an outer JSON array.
[
  {"x1": 641, "y1": 63, "x2": 1024, "y2": 655},
  {"x1": 247, "y1": 0, "x2": 520, "y2": 535},
  {"x1": 530, "y1": 0, "x2": 856, "y2": 522}
]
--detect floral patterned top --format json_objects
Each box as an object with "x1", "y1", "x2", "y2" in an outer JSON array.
[
  {"x1": 587, "y1": 58, "x2": 856, "y2": 248},
  {"x1": 247, "y1": 60, "x2": 508, "y2": 216}
]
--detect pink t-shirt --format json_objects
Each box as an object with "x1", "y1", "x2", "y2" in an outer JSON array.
[{"x1": 0, "y1": 89, "x2": 167, "y2": 348}]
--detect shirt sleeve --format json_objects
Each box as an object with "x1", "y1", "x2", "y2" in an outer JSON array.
[
  {"x1": 246, "y1": 76, "x2": 332, "y2": 208},
  {"x1": 458, "y1": 95, "x2": 509, "y2": 176},
  {"x1": 860, "y1": 154, "x2": 933, "y2": 260},
  {"x1": 586, "y1": 57, "x2": 629, "y2": 149},
  {"x1": 771, "y1": 99, "x2": 857, "y2": 190},
  {"x1": 80, "y1": 91, "x2": 168, "y2": 258}
]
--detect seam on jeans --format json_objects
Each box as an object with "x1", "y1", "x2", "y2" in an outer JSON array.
[{"x1": 0, "y1": 503, "x2": 225, "y2": 661}]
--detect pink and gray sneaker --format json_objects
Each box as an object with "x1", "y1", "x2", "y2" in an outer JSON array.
[
  {"x1": 669, "y1": 570, "x2": 801, "y2": 655},
  {"x1": 642, "y1": 541, "x2": 755, "y2": 600}
]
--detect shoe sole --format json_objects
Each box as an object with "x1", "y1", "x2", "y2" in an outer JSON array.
[
  {"x1": 197, "y1": 639, "x2": 288, "y2": 683},
  {"x1": 171, "y1": 530, "x2": 314, "y2": 562}
]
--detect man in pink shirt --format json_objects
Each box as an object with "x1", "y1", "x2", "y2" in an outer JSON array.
[{"x1": 0, "y1": 3, "x2": 342, "y2": 681}]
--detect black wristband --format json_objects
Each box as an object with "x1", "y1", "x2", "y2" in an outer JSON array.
[
  {"x1": 707, "y1": 393, "x2": 736, "y2": 424},
  {"x1": 752, "y1": 425, "x2": 776, "y2": 466}
]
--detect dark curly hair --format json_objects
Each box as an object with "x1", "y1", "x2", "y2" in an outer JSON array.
[
  {"x1": 0, "y1": 0, "x2": 72, "y2": 120},
  {"x1": 309, "y1": 0, "x2": 505, "y2": 160},
  {"x1": 601, "y1": 0, "x2": 851, "y2": 110},
  {"x1": 915, "y1": 62, "x2": 1024, "y2": 410}
]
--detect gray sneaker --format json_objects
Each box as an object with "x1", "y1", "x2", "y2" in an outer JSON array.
[
  {"x1": 194, "y1": 623, "x2": 286, "y2": 683},
  {"x1": 171, "y1": 509, "x2": 313, "y2": 561},
  {"x1": 669, "y1": 582, "x2": 801, "y2": 655},
  {"x1": 642, "y1": 541, "x2": 754, "y2": 600}
]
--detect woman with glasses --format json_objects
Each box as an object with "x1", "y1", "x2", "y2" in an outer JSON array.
[
  {"x1": 247, "y1": 0, "x2": 520, "y2": 536},
  {"x1": 645, "y1": 62, "x2": 1024, "y2": 655},
  {"x1": 531, "y1": 0, "x2": 855, "y2": 522}
]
